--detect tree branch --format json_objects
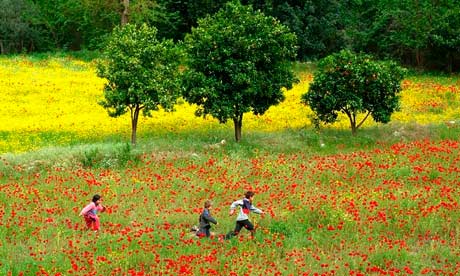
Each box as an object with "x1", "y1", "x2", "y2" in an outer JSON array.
[{"x1": 356, "y1": 111, "x2": 371, "y2": 129}]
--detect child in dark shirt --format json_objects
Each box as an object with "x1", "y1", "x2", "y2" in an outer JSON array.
[{"x1": 196, "y1": 200, "x2": 218, "y2": 238}]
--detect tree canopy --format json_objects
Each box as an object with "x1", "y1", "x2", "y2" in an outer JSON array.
[
  {"x1": 1, "y1": 0, "x2": 460, "y2": 71},
  {"x1": 97, "y1": 23, "x2": 183, "y2": 145},
  {"x1": 302, "y1": 50, "x2": 406, "y2": 135},
  {"x1": 182, "y1": 1, "x2": 298, "y2": 142}
]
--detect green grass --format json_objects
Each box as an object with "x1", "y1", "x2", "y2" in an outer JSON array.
[{"x1": 2, "y1": 121, "x2": 457, "y2": 176}]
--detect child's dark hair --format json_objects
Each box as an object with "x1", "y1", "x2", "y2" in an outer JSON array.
[
  {"x1": 204, "y1": 200, "x2": 212, "y2": 208},
  {"x1": 244, "y1": 191, "x2": 255, "y2": 199},
  {"x1": 92, "y1": 194, "x2": 101, "y2": 204}
]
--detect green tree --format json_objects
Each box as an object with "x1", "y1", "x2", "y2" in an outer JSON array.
[
  {"x1": 152, "y1": 0, "x2": 228, "y2": 41},
  {"x1": 147, "y1": 0, "x2": 347, "y2": 60},
  {"x1": 344, "y1": 0, "x2": 460, "y2": 71},
  {"x1": 97, "y1": 23, "x2": 182, "y2": 145},
  {"x1": 302, "y1": 50, "x2": 406, "y2": 135},
  {"x1": 244, "y1": 0, "x2": 347, "y2": 60},
  {"x1": 0, "y1": 0, "x2": 48, "y2": 53},
  {"x1": 182, "y1": 1, "x2": 297, "y2": 142},
  {"x1": 430, "y1": 4, "x2": 460, "y2": 72},
  {"x1": 26, "y1": 0, "x2": 119, "y2": 51}
]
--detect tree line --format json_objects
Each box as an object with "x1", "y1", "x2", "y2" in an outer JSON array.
[
  {"x1": 98, "y1": 2, "x2": 405, "y2": 144},
  {"x1": 1, "y1": 0, "x2": 459, "y2": 72}
]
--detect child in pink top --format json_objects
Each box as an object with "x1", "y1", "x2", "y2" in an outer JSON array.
[{"x1": 79, "y1": 194, "x2": 106, "y2": 232}]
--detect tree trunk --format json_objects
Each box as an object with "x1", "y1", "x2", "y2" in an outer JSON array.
[
  {"x1": 346, "y1": 111, "x2": 357, "y2": 136},
  {"x1": 121, "y1": 0, "x2": 130, "y2": 25},
  {"x1": 233, "y1": 114, "x2": 243, "y2": 142},
  {"x1": 351, "y1": 124, "x2": 357, "y2": 136},
  {"x1": 356, "y1": 111, "x2": 371, "y2": 130},
  {"x1": 130, "y1": 105, "x2": 140, "y2": 145}
]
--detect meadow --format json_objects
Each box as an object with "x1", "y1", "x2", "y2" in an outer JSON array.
[{"x1": 1, "y1": 54, "x2": 460, "y2": 275}]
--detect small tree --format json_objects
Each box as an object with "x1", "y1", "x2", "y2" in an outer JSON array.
[
  {"x1": 182, "y1": 1, "x2": 297, "y2": 142},
  {"x1": 97, "y1": 23, "x2": 182, "y2": 145},
  {"x1": 302, "y1": 50, "x2": 406, "y2": 135}
]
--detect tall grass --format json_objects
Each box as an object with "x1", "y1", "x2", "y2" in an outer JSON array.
[{"x1": 2, "y1": 121, "x2": 458, "y2": 177}]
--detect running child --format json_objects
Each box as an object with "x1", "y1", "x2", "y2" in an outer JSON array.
[
  {"x1": 79, "y1": 194, "x2": 106, "y2": 232},
  {"x1": 225, "y1": 191, "x2": 264, "y2": 239},
  {"x1": 196, "y1": 200, "x2": 218, "y2": 238}
]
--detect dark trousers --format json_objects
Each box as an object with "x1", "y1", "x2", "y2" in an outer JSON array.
[
  {"x1": 225, "y1": 219, "x2": 254, "y2": 239},
  {"x1": 196, "y1": 226, "x2": 211, "y2": 238}
]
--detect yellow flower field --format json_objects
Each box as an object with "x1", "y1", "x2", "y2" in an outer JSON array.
[{"x1": 1, "y1": 56, "x2": 459, "y2": 153}]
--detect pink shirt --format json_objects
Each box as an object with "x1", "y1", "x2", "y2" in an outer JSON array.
[{"x1": 80, "y1": 202, "x2": 104, "y2": 216}]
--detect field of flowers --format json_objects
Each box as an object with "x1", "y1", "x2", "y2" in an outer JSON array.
[
  {"x1": 1, "y1": 56, "x2": 459, "y2": 154},
  {"x1": 1, "y1": 137, "x2": 460, "y2": 275},
  {"x1": 0, "y1": 55, "x2": 460, "y2": 275}
]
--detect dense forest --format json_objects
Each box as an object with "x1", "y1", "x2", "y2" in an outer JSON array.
[{"x1": 1, "y1": 0, "x2": 459, "y2": 72}]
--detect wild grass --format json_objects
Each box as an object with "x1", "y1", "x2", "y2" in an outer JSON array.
[{"x1": 2, "y1": 121, "x2": 458, "y2": 177}]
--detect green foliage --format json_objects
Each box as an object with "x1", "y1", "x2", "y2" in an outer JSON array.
[
  {"x1": 76, "y1": 0, "x2": 121, "y2": 49},
  {"x1": 35, "y1": 0, "x2": 86, "y2": 49},
  {"x1": 182, "y1": 1, "x2": 298, "y2": 141},
  {"x1": 0, "y1": 0, "x2": 120, "y2": 53},
  {"x1": 345, "y1": 0, "x2": 460, "y2": 71},
  {"x1": 0, "y1": 0, "x2": 48, "y2": 53},
  {"x1": 80, "y1": 143, "x2": 140, "y2": 169},
  {"x1": 129, "y1": 1, "x2": 173, "y2": 36},
  {"x1": 244, "y1": 0, "x2": 347, "y2": 60},
  {"x1": 81, "y1": 147, "x2": 102, "y2": 168},
  {"x1": 97, "y1": 23, "x2": 183, "y2": 145},
  {"x1": 430, "y1": 5, "x2": 460, "y2": 72},
  {"x1": 302, "y1": 50, "x2": 406, "y2": 135},
  {"x1": 2, "y1": 0, "x2": 459, "y2": 72},
  {"x1": 153, "y1": 0, "x2": 229, "y2": 41},
  {"x1": 153, "y1": 0, "x2": 347, "y2": 60}
]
